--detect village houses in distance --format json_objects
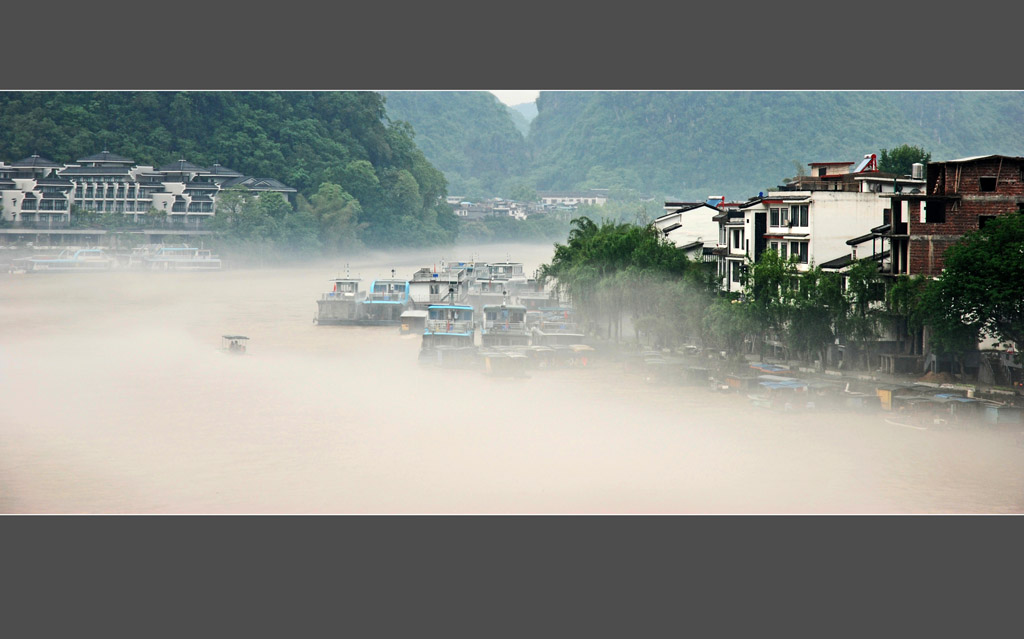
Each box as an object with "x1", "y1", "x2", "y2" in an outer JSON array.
[{"x1": 2, "y1": 149, "x2": 1022, "y2": 387}]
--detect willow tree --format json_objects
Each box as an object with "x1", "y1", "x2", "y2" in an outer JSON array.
[{"x1": 539, "y1": 216, "x2": 696, "y2": 343}]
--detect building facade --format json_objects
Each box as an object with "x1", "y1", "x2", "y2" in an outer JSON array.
[
  {"x1": 881, "y1": 155, "x2": 1024, "y2": 277},
  {"x1": 0, "y1": 152, "x2": 296, "y2": 228}
]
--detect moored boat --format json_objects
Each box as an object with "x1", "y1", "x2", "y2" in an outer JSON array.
[
  {"x1": 361, "y1": 278, "x2": 410, "y2": 325},
  {"x1": 419, "y1": 304, "x2": 477, "y2": 368},
  {"x1": 131, "y1": 245, "x2": 222, "y2": 271},
  {"x1": 315, "y1": 276, "x2": 366, "y2": 325},
  {"x1": 13, "y1": 247, "x2": 115, "y2": 272},
  {"x1": 480, "y1": 301, "x2": 529, "y2": 347}
]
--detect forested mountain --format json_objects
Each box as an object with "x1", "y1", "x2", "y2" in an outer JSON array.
[
  {"x1": 0, "y1": 91, "x2": 457, "y2": 247},
  {"x1": 5, "y1": 90, "x2": 1024, "y2": 249},
  {"x1": 381, "y1": 91, "x2": 530, "y2": 199},
  {"x1": 526, "y1": 91, "x2": 1024, "y2": 200},
  {"x1": 374, "y1": 90, "x2": 1024, "y2": 203},
  {"x1": 506, "y1": 106, "x2": 532, "y2": 136}
]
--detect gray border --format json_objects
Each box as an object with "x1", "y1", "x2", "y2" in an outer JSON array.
[{"x1": 4, "y1": 5, "x2": 1022, "y2": 635}]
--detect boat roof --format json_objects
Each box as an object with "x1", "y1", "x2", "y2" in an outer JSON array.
[
  {"x1": 222, "y1": 335, "x2": 249, "y2": 340},
  {"x1": 482, "y1": 304, "x2": 527, "y2": 311},
  {"x1": 400, "y1": 310, "x2": 429, "y2": 318},
  {"x1": 427, "y1": 304, "x2": 473, "y2": 310}
]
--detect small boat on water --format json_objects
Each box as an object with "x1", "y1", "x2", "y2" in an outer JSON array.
[
  {"x1": 480, "y1": 348, "x2": 529, "y2": 378},
  {"x1": 129, "y1": 245, "x2": 222, "y2": 271},
  {"x1": 747, "y1": 376, "x2": 813, "y2": 411},
  {"x1": 221, "y1": 335, "x2": 249, "y2": 355},
  {"x1": 399, "y1": 309, "x2": 428, "y2": 335},
  {"x1": 315, "y1": 276, "x2": 366, "y2": 325},
  {"x1": 12, "y1": 247, "x2": 115, "y2": 273}
]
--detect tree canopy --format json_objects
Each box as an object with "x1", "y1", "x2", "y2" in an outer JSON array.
[
  {"x1": 923, "y1": 212, "x2": 1024, "y2": 349},
  {"x1": 878, "y1": 144, "x2": 931, "y2": 176},
  {"x1": 0, "y1": 91, "x2": 457, "y2": 248}
]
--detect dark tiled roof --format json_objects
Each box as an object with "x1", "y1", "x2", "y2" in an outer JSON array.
[
  {"x1": 820, "y1": 254, "x2": 855, "y2": 270},
  {"x1": 77, "y1": 150, "x2": 134, "y2": 164},
  {"x1": 204, "y1": 164, "x2": 244, "y2": 177},
  {"x1": 221, "y1": 176, "x2": 296, "y2": 192},
  {"x1": 159, "y1": 159, "x2": 206, "y2": 172},
  {"x1": 846, "y1": 233, "x2": 876, "y2": 246},
  {"x1": 59, "y1": 166, "x2": 132, "y2": 176},
  {"x1": 12, "y1": 154, "x2": 61, "y2": 168},
  {"x1": 821, "y1": 250, "x2": 890, "y2": 271}
]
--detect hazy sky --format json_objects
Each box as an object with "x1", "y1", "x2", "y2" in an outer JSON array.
[{"x1": 490, "y1": 90, "x2": 540, "y2": 106}]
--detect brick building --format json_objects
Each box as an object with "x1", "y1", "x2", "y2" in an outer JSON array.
[{"x1": 882, "y1": 155, "x2": 1024, "y2": 277}]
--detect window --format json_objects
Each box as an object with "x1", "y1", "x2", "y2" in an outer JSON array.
[
  {"x1": 978, "y1": 215, "x2": 996, "y2": 229},
  {"x1": 780, "y1": 207, "x2": 790, "y2": 226},
  {"x1": 731, "y1": 262, "x2": 742, "y2": 283},
  {"x1": 925, "y1": 200, "x2": 946, "y2": 224},
  {"x1": 732, "y1": 229, "x2": 743, "y2": 249},
  {"x1": 780, "y1": 243, "x2": 788, "y2": 260},
  {"x1": 793, "y1": 242, "x2": 808, "y2": 264},
  {"x1": 793, "y1": 205, "x2": 808, "y2": 227},
  {"x1": 770, "y1": 241, "x2": 779, "y2": 253},
  {"x1": 770, "y1": 208, "x2": 780, "y2": 226},
  {"x1": 979, "y1": 176, "x2": 997, "y2": 192}
]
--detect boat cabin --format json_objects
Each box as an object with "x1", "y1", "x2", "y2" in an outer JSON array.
[
  {"x1": 316, "y1": 277, "x2": 366, "y2": 324},
  {"x1": 362, "y1": 278, "x2": 410, "y2": 324},
  {"x1": 399, "y1": 309, "x2": 428, "y2": 335},
  {"x1": 422, "y1": 304, "x2": 475, "y2": 350},
  {"x1": 480, "y1": 303, "x2": 529, "y2": 346},
  {"x1": 327, "y1": 278, "x2": 364, "y2": 299},
  {"x1": 531, "y1": 307, "x2": 585, "y2": 346}
]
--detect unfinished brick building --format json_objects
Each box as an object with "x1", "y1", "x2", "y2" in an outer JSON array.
[{"x1": 884, "y1": 155, "x2": 1024, "y2": 277}]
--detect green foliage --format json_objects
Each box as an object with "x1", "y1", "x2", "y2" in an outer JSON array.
[
  {"x1": 878, "y1": 144, "x2": 931, "y2": 176},
  {"x1": 925, "y1": 212, "x2": 1024, "y2": 349},
  {"x1": 0, "y1": 91, "x2": 455, "y2": 249},
  {"x1": 526, "y1": 91, "x2": 1024, "y2": 200},
  {"x1": 382, "y1": 91, "x2": 528, "y2": 198},
  {"x1": 540, "y1": 217, "x2": 702, "y2": 343}
]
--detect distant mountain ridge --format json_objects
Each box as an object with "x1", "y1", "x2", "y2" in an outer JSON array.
[
  {"x1": 381, "y1": 91, "x2": 529, "y2": 199},
  {"x1": 382, "y1": 90, "x2": 1024, "y2": 202}
]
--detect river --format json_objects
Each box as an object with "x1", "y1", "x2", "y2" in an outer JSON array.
[{"x1": 1, "y1": 242, "x2": 1022, "y2": 513}]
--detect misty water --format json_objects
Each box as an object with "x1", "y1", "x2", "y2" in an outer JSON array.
[{"x1": 2, "y1": 242, "x2": 1023, "y2": 514}]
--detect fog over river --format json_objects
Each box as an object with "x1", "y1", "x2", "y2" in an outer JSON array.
[{"x1": 2, "y1": 243, "x2": 1022, "y2": 513}]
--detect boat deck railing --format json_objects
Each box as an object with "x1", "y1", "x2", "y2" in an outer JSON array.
[
  {"x1": 425, "y1": 319, "x2": 475, "y2": 334},
  {"x1": 321, "y1": 292, "x2": 363, "y2": 301},
  {"x1": 366, "y1": 292, "x2": 406, "y2": 302},
  {"x1": 482, "y1": 320, "x2": 527, "y2": 334},
  {"x1": 537, "y1": 322, "x2": 581, "y2": 334}
]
